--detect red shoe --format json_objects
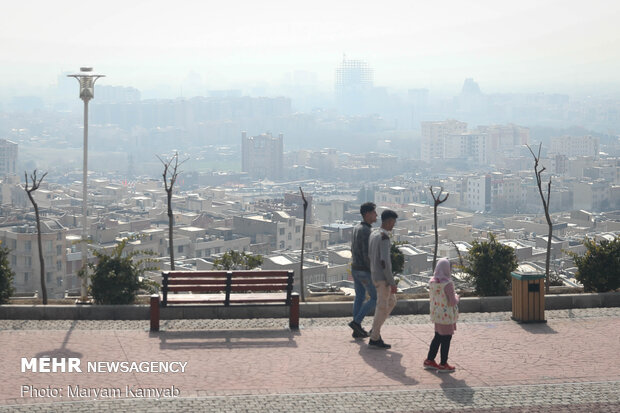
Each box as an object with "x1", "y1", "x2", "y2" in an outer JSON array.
[
  {"x1": 437, "y1": 363, "x2": 455, "y2": 373},
  {"x1": 423, "y1": 359, "x2": 439, "y2": 370}
]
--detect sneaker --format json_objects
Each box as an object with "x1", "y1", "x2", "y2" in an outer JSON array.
[
  {"x1": 368, "y1": 338, "x2": 391, "y2": 349},
  {"x1": 352, "y1": 330, "x2": 367, "y2": 339},
  {"x1": 423, "y1": 359, "x2": 439, "y2": 370},
  {"x1": 437, "y1": 363, "x2": 455, "y2": 373},
  {"x1": 348, "y1": 321, "x2": 369, "y2": 337}
]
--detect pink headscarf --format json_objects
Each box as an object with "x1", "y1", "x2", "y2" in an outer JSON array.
[{"x1": 431, "y1": 258, "x2": 452, "y2": 283}]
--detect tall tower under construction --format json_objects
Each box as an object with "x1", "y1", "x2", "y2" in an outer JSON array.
[{"x1": 335, "y1": 58, "x2": 374, "y2": 115}]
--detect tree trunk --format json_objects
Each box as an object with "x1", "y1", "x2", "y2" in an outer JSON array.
[
  {"x1": 28, "y1": 194, "x2": 47, "y2": 304},
  {"x1": 167, "y1": 191, "x2": 175, "y2": 271},
  {"x1": 544, "y1": 182, "x2": 552, "y2": 294},
  {"x1": 299, "y1": 188, "x2": 308, "y2": 302},
  {"x1": 433, "y1": 205, "x2": 439, "y2": 271}
]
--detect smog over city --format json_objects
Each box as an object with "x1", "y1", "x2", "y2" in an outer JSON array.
[{"x1": 0, "y1": 0, "x2": 619, "y2": 299}]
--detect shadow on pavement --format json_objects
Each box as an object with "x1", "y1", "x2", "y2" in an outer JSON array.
[
  {"x1": 152, "y1": 329, "x2": 299, "y2": 350},
  {"x1": 34, "y1": 320, "x2": 83, "y2": 360},
  {"x1": 357, "y1": 342, "x2": 418, "y2": 385},
  {"x1": 518, "y1": 322, "x2": 558, "y2": 334},
  {"x1": 437, "y1": 374, "x2": 475, "y2": 406}
]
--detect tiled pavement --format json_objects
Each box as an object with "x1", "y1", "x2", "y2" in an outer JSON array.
[{"x1": 0, "y1": 308, "x2": 619, "y2": 412}]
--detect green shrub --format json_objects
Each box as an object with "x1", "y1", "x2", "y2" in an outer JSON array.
[
  {"x1": 391, "y1": 242, "x2": 405, "y2": 275},
  {"x1": 89, "y1": 238, "x2": 158, "y2": 305},
  {"x1": 213, "y1": 250, "x2": 263, "y2": 270},
  {"x1": 463, "y1": 234, "x2": 518, "y2": 296},
  {"x1": 569, "y1": 237, "x2": 620, "y2": 292},
  {"x1": 0, "y1": 244, "x2": 15, "y2": 304}
]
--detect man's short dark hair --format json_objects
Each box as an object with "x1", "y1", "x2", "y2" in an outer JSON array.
[
  {"x1": 381, "y1": 209, "x2": 398, "y2": 221},
  {"x1": 360, "y1": 202, "x2": 376, "y2": 217}
]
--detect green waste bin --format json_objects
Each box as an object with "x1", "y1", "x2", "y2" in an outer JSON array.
[{"x1": 511, "y1": 267, "x2": 546, "y2": 323}]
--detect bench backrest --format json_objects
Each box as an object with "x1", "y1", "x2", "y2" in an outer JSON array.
[{"x1": 161, "y1": 270, "x2": 295, "y2": 307}]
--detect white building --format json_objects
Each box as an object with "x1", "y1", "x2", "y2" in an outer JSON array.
[
  {"x1": 0, "y1": 139, "x2": 17, "y2": 177},
  {"x1": 465, "y1": 174, "x2": 491, "y2": 212},
  {"x1": 421, "y1": 120, "x2": 467, "y2": 160},
  {"x1": 550, "y1": 135, "x2": 599, "y2": 158}
]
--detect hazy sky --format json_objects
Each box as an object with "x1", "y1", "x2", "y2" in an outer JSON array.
[{"x1": 2, "y1": 0, "x2": 620, "y2": 95}]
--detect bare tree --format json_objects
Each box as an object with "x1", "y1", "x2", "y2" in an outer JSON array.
[
  {"x1": 527, "y1": 143, "x2": 553, "y2": 293},
  {"x1": 430, "y1": 186, "x2": 449, "y2": 271},
  {"x1": 24, "y1": 170, "x2": 48, "y2": 304},
  {"x1": 298, "y1": 187, "x2": 308, "y2": 302},
  {"x1": 157, "y1": 153, "x2": 187, "y2": 271}
]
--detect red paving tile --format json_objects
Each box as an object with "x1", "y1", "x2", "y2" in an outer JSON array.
[{"x1": 1, "y1": 316, "x2": 618, "y2": 405}]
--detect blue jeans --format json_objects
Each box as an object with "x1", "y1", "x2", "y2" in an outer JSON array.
[{"x1": 352, "y1": 269, "x2": 377, "y2": 324}]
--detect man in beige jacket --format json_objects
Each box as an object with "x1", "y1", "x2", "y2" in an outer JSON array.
[{"x1": 368, "y1": 209, "x2": 398, "y2": 349}]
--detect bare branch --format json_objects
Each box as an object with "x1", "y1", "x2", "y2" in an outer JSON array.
[{"x1": 24, "y1": 169, "x2": 47, "y2": 195}]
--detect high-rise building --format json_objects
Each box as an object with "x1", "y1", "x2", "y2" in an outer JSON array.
[
  {"x1": 550, "y1": 135, "x2": 600, "y2": 158},
  {"x1": 241, "y1": 132, "x2": 284, "y2": 180},
  {"x1": 465, "y1": 174, "x2": 491, "y2": 212},
  {"x1": 0, "y1": 139, "x2": 17, "y2": 177},
  {"x1": 420, "y1": 120, "x2": 468, "y2": 160},
  {"x1": 335, "y1": 58, "x2": 374, "y2": 115}
]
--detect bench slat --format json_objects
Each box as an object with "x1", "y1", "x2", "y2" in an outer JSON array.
[
  {"x1": 231, "y1": 278, "x2": 289, "y2": 285},
  {"x1": 166, "y1": 286, "x2": 227, "y2": 293},
  {"x1": 229, "y1": 271, "x2": 291, "y2": 278},
  {"x1": 167, "y1": 279, "x2": 228, "y2": 286},
  {"x1": 166, "y1": 272, "x2": 228, "y2": 279},
  {"x1": 165, "y1": 292, "x2": 287, "y2": 304},
  {"x1": 230, "y1": 285, "x2": 288, "y2": 292},
  {"x1": 168, "y1": 278, "x2": 288, "y2": 286}
]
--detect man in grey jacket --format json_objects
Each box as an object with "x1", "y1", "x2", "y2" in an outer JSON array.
[
  {"x1": 368, "y1": 209, "x2": 398, "y2": 349},
  {"x1": 348, "y1": 202, "x2": 377, "y2": 338}
]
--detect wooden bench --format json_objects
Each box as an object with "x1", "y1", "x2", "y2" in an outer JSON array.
[{"x1": 150, "y1": 270, "x2": 299, "y2": 331}]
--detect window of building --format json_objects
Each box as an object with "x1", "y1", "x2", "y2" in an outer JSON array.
[
  {"x1": 57, "y1": 245, "x2": 62, "y2": 256},
  {"x1": 178, "y1": 245, "x2": 184, "y2": 253},
  {"x1": 295, "y1": 226, "x2": 300, "y2": 233},
  {"x1": 288, "y1": 233, "x2": 292, "y2": 240},
  {"x1": 25, "y1": 256, "x2": 32, "y2": 268},
  {"x1": 24, "y1": 272, "x2": 29, "y2": 284},
  {"x1": 279, "y1": 241, "x2": 285, "y2": 249},
  {"x1": 24, "y1": 240, "x2": 31, "y2": 252},
  {"x1": 279, "y1": 228, "x2": 285, "y2": 236},
  {"x1": 46, "y1": 272, "x2": 52, "y2": 282},
  {"x1": 56, "y1": 260, "x2": 62, "y2": 271}
]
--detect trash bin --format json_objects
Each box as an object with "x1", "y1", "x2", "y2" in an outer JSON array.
[{"x1": 511, "y1": 266, "x2": 546, "y2": 323}]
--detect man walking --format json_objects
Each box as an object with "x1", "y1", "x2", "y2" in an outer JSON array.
[
  {"x1": 348, "y1": 202, "x2": 378, "y2": 338},
  {"x1": 368, "y1": 209, "x2": 398, "y2": 349}
]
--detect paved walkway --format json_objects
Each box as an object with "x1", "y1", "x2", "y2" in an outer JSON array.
[{"x1": 0, "y1": 308, "x2": 619, "y2": 412}]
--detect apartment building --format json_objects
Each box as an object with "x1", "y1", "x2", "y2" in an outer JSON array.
[
  {"x1": 0, "y1": 139, "x2": 17, "y2": 177},
  {"x1": 241, "y1": 131, "x2": 284, "y2": 180},
  {"x1": 420, "y1": 119, "x2": 468, "y2": 160},
  {"x1": 0, "y1": 222, "x2": 68, "y2": 297},
  {"x1": 233, "y1": 212, "x2": 303, "y2": 251}
]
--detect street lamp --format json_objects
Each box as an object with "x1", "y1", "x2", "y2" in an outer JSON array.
[{"x1": 68, "y1": 67, "x2": 105, "y2": 302}]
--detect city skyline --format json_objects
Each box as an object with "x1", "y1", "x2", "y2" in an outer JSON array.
[{"x1": 2, "y1": 0, "x2": 620, "y2": 97}]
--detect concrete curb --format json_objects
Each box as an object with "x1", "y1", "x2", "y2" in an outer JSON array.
[{"x1": 0, "y1": 292, "x2": 618, "y2": 320}]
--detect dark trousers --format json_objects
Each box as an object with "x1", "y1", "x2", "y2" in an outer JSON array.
[{"x1": 427, "y1": 332, "x2": 452, "y2": 365}]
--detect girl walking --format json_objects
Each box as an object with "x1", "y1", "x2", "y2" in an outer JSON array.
[{"x1": 424, "y1": 257, "x2": 459, "y2": 372}]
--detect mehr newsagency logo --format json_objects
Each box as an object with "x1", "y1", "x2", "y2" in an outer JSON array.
[{"x1": 20, "y1": 357, "x2": 185, "y2": 399}]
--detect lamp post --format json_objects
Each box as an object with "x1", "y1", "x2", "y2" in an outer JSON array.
[{"x1": 68, "y1": 67, "x2": 105, "y2": 302}]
